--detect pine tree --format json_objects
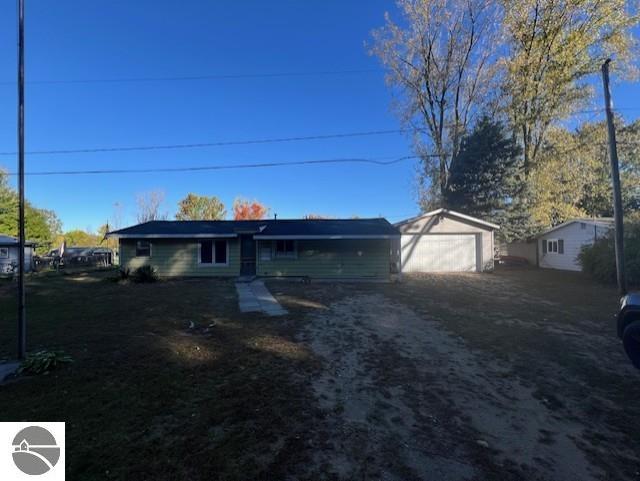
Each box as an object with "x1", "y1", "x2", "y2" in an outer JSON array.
[{"x1": 445, "y1": 117, "x2": 538, "y2": 241}]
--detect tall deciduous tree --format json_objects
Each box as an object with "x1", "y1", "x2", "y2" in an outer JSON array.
[
  {"x1": 175, "y1": 193, "x2": 226, "y2": 220},
  {"x1": 136, "y1": 190, "x2": 167, "y2": 223},
  {"x1": 531, "y1": 118, "x2": 640, "y2": 225},
  {"x1": 529, "y1": 127, "x2": 587, "y2": 226},
  {"x1": 371, "y1": 0, "x2": 502, "y2": 207},
  {"x1": 63, "y1": 229, "x2": 100, "y2": 247},
  {"x1": 0, "y1": 170, "x2": 60, "y2": 251},
  {"x1": 111, "y1": 201, "x2": 125, "y2": 230},
  {"x1": 232, "y1": 198, "x2": 269, "y2": 220},
  {"x1": 501, "y1": 0, "x2": 638, "y2": 172}
]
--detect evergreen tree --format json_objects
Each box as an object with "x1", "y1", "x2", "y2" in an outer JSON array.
[{"x1": 445, "y1": 117, "x2": 538, "y2": 241}]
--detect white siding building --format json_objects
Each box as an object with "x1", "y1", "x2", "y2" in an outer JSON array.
[
  {"x1": 537, "y1": 219, "x2": 613, "y2": 271},
  {"x1": 395, "y1": 209, "x2": 499, "y2": 273},
  {"x1": 0, "y1": 235, "x2": 35, "y2": 274}
]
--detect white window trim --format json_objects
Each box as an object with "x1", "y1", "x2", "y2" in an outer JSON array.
[
  {"x1": 274, "y1": 239, "x2": 297, "y2": 259},
  {"x1": 546, "y1": 238, "x2": 558, "y2": 254},
  {"x1": 0, "y1": 247, "x2": 8, "y2": 259},
  {"x1": 197, "y1": 240, "x2": 229, "y2": 267},
  {"x1": 135, "y1": 240, "x2": 152, "y2": 258}
]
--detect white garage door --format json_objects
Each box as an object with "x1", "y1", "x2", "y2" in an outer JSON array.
[{"x1": 401, "y1": 234, "x2": 477, "y2": 272}]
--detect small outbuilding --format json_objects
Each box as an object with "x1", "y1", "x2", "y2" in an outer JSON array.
[
  {"x1": 0, "y1": 235, "x2": 35, "y2": 274},
  {"x1": 536, "y1": 218, "x2": 613, "y2": 271},
  {"x1": 395, "y1": 209, "x2": 499, "y2": 273}
]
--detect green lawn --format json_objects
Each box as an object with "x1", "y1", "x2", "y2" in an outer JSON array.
[{"x1": 0, "y1": 271, "x2": 318, "y2": 480}]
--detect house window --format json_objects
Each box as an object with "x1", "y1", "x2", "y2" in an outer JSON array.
[
  {"x1": 545, "y1": 239, "x2": 564, "y2": 254},
  {"x1": 136, "y1": 241, "x2": 151, "y2": 257},
  {"x1": 214, "y1": 240, "x2": 228, "y2": 265},
  {"x1": 580, "y1": 222, "x2": 586, "y2": 230},
  {"x1": 0, "y1": 247, "x2": 8, "y2": 258},
  {"x1": 275, "y1": 240, "x2": 296, "y2": 258},
  {"x1": 200, "y1": 240, "x2": 213, "y2": 264},
  {"x1": 199, "y1": 240, "x2": 228, "y2": 265}
]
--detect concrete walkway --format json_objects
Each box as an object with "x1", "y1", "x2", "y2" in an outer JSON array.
[{"x1": 236, "y1": 280, "x2": 288, "y2": 316}]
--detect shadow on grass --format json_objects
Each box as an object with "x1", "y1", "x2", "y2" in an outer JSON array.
[{"x1": 0, "y1": 273, "x2": 321, "y2": 481}]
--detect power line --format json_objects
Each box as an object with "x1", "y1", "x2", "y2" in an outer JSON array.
[
  {"x1": 0, "y1": 109, "x2": 635, "y2": 158},
  {"x1": 559, "y1": 107, "x2": 640, "y2": 116},
  {"x1": 0, "y1": 129, "x2": 409, "y2": 156},
  {"x1": 0, "y1": 68, "x2": 383, "y2": 86},
  {"x1": 3, "y1": 155, "x2": 420, "y2": 177}
]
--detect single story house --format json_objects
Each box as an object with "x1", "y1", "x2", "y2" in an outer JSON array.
[
  {"x1": 537, "y1": 218, "x2": 613, "y2": 271},
  {"x1": 0, "y1": 235, "x2": 35, "y2": 274},
  {"x1": 106, "y1": 218, "x2": 400, "y2": 279},
  {"x1": 394, "y1": 209, "x2": 499, "y2": 273}
]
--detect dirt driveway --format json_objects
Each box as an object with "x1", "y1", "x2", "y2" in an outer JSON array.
[{"x1": 269, "y1": 269, "x2": 640, "y2": 481}]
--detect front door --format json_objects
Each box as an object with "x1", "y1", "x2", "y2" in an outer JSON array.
[{"x1": 240, "y1": 235, "x2": 256, "y2": 276}]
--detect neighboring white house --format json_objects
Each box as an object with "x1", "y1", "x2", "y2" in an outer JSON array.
[
  {"x1": 537, "y1": 218, "x2": 614, "y2": 271},
  {"x1": 0, "y1": 235, "x2": 35, "y2": 274},
  {"x1": 394, "y1": 209, "x2": 499, "y2": 273}
]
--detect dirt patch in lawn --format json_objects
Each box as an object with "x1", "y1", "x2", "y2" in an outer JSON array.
[{"x1": 271, "y1": 269, "x2": 640, "y2": 480}]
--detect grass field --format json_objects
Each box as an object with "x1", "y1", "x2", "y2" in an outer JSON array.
[
  {"x1": 0, "y1": 271, "x2": 317, "y2": 480},
  {"x1": 1, "y1": 268, "x2": 639, "y2": 480}
]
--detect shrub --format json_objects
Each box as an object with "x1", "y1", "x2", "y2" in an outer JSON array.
[
  {"x1": 579, "y1": 218, "x2": 640, "y2": 286},
  {"x1": 18, "y1": 350, "x2": 73, "y2": 375},
  {"x1": 107, "y1": 267, "x2": 131, "y2": 283},
  {"x1": 133, "y1": 265, "x2": 158, "y2": 283}
]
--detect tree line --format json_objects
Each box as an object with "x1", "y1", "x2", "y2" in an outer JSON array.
[
  {"x1": 135, "y1": 192, "x2": 269, "y2": 223},
  {"x1": 371, "y1": 0, "x2": 639, "y2": 240},
  {"x1": 0, "y1": 170, "x2": 272, "y2": 252},
  {"x1": 0, "y1": 171, "x2": 62, "y2": 253}
]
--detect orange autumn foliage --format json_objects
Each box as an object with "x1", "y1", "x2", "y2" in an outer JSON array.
[{"x1": 233, "y1": 198, "x2": 268, "y2": 220}]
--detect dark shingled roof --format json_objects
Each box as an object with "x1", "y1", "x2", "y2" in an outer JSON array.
[
  {"x1": 0, "y1": 234, "x2": 36, "y2": 246},
  {"x1": 108, "y1": 218, "x2": 399, "y2": 238}
]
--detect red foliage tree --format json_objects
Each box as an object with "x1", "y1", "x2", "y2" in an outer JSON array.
[{"x1": 233, "y1": 198, "x2": 269, "y2": 220}]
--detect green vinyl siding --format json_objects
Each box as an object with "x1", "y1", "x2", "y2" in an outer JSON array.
[
  {"x1": 119, "y1": 239, "x2": 240, "y2": 277},
  {"x1": 256, "y1": 239, "x2": 390, "y2": 279}
]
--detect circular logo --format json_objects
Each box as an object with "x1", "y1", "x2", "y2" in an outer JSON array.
[{"x1": 11, "y1": 426, "x2": 60, "y2": 475}]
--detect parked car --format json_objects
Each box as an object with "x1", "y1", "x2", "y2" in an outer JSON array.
[{"x1": 617, "y1": 293, "x2": 640, "y2": 369}]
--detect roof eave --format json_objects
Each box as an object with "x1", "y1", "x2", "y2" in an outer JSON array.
[
  {"x1": 254, "y1": 235, "x2": 400, "y2": 240},
  {"x1": 535, "y1": 219, "x2": 614, "y2": 238},
  {"x1": 106, "y1": 233, "x2": 238, "y2": 239},
  {"x1": 394, "y1": 208, "x2": 500, "y2": 230}
]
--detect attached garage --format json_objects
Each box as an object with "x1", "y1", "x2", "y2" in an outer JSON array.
[{"x1": 395, "y1": 209, "x2": 499, "y2": 273}]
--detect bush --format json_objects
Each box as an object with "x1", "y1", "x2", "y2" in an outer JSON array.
[
  {"x1": 579, "y1": 218, "x2": 640, "y2": 286},
  {"x1": 133, "y1": 265, "x2": 158, "y2": 283},
  {"x1": 18, "y1": 350, "x2": 73, "y2": 375}
]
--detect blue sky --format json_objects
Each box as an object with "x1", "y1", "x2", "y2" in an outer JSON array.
[{"x1": 0, "y1": 1, "x2": 638, "y2": 232}]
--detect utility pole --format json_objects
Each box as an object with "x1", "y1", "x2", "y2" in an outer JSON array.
[
  {"x1": 601, "y1": 59, "x2": 627, "y2": 296},
  {"x1": 17, "y1": 0, "x2": 26, "y2": 358}
]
